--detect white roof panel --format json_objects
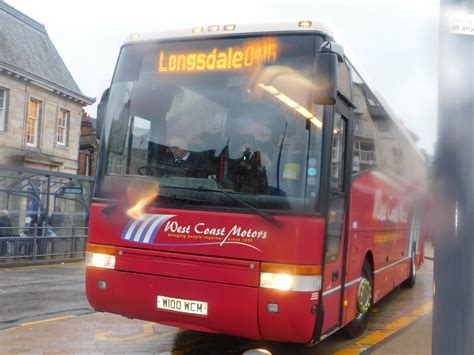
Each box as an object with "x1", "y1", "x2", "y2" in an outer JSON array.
[{"x1": 123, "y1": 21, "x2": 333, "y2": 44}]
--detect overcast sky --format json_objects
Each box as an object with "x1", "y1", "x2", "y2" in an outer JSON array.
[{"x1": 6, "y1": 0, "x2": 439, "y2": 153}]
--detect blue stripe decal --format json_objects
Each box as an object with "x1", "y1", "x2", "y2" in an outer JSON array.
[
  {"x1": 121, "y1": 214, "x2": 175, "y2": 244},
  {"x1": 135, "y1": 216, "x2": 156, "y2": 243}
]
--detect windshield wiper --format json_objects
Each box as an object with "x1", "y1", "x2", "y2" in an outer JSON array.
[
  {"x1": 161, "y1": 184, "x2": 282, "y2": 226},
  {"x1": 101, "y1": 183, "x2": 283, "y2": 227},
  {"x1": 196, "y1": 180, "x2": 283, "y2": 227}
]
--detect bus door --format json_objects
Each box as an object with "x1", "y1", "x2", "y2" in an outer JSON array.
[{"x1": 320, "y1": 102, "x2": 353, "y2": 334}]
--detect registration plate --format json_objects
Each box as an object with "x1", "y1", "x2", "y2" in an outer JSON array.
[{"x1": 157, "y1": 296, "x2": 208, "y2": 316}]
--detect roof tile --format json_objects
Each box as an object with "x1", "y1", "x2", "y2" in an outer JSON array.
[{"x1": 0, "y1": 1, "x2": 88, "y2": 100}]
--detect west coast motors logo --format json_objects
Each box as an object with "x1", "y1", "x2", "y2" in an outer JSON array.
[{"x1": 121, "y1": 214, "x2": 267, "y2": 252}]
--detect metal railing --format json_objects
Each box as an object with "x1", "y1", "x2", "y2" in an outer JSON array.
[{"x1": 0, "y1": 226, "x2": 88, "y2": 262}]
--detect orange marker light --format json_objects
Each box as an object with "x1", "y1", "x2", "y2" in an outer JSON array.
[{"x1": 261, "y1": 262, "x2": 321, "y2": 275}]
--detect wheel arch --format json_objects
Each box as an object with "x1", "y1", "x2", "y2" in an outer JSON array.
[{"x1": 364, "y1": 250, "x2": 374, "y2": 275}]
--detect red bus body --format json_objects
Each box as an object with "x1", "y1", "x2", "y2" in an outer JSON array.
[
  {"x1": 87, "y1": 172, "x2": 425, "y2": 343},
  {"x1": 86, "y1": 22, "x2": 427, "y2": 344}
]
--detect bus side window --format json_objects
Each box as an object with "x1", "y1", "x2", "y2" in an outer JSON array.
[
  {"x1": 349, "y1": 63, "x2": 378, "y2": 174},
  {"x1": 330, "y1": 113, "x2": 346, "y2": 190},
  {"x1": 337, "y1": 60, "x2": 352, "y2": 101}
]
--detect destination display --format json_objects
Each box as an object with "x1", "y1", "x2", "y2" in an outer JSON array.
[{"x1": 157, "y1": 37, "x2": 279, "y2": 73}]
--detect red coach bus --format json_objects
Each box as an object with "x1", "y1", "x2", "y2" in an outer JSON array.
[{"x1": 86, "y1": 21, "x2": 427, "y2": 344}]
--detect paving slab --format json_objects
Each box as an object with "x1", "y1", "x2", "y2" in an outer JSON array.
[{"x1": 371, "y1": 315, "x2": 432, "y2": 355}]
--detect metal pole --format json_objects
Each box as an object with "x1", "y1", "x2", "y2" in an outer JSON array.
[
  {"x1": 70, "y1": 224, "x2": 76, "y2": 258},
  {"x1": 433, "y1": 2, "x2": 474, "y2": 353},
  {"x1": 32, "y1": 223, "x2": 37, "y2": 260},
  {"x1": 45, "y1": 175, "x2": 51, "y2": 232}
]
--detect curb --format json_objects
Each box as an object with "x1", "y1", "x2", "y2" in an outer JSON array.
[{"x1": 0, "y1": 257, "x2": 84, "y2": 269}]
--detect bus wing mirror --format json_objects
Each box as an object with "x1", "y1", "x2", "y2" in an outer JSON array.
[
  {"x1": 96, "y1": 88, "x2": 110, "y2": 139},
  {"x1": 314, "y1": 41, "x2": 343, "y2": 106}
]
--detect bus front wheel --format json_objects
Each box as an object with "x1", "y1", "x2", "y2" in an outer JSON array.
[
  {"x1": 402, "y1": 245, "x2": 417, "y2": 288},
  {"x1": 344, "y1": 260, "x2": 373, "y2": 339}
]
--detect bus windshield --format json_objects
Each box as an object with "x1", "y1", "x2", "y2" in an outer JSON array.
[{"x1": 97, "y1": 35, "x2": 324, "y2": 212}]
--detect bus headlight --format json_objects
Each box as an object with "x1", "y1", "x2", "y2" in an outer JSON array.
[
  {"x1": 260, "y1": 263, "x2": 322, "y2": 292},
  {"x1": 85, "y1": 243, "x2": 116, "y2": 270},
  {"x1": 85, "y1": 252, "x2": 115, "y2": 269},
  {"x1": 261, "y1": 273, "x2": 293, "y2": 290}
]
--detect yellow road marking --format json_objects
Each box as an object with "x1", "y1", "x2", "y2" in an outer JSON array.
[
  {"x1": 95, "y1": 322, "x2": 177, "y2": 343},
  {"x1": 411, "y1": 302, "x2": 432, "y2": 316},
  {"x1": 20, "y1": 315, "x2": 76, "y2": 327},
  {"x1": 334, "y1": 301, "x2": 433, "y2": 355},
  {"x1": 0, "y1": 261, "x2": 83, "y2": 271},
  {"x1": 334, "y1": 348, "x2": 363, "y2": 355},
  {"x1": 95, "y1": 322, "x2": 155, "y2": 342},
  {"x1": 383, "y1": 315, "x2": 417, "y2": 330}
]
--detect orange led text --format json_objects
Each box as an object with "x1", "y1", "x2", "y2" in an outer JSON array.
[{"x1": 158, "y1": 38, "x2": 279, "y2": 73}]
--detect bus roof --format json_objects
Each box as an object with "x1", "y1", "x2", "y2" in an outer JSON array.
[{"x1": 123, "y1": 20, "x2": 334, "y2": 44}]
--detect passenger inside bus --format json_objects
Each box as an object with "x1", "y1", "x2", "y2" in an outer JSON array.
[
  {"x1": 167, "y1": 135, "x2": 198, "y2": 167},
  {"x1": 227, "y1": 140, "x2": 269, "y2": 195},
  {"x1": 163, "y1": 135, "x2": 216, "y2": 178}
]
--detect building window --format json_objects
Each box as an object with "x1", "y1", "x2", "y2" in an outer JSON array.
[
  {"x1": 26, "y1": 98, "x2": 41, "y2": 146},
  {"x1": 57, "y1": 108, "x2": 69, "y2": 146},
  {"x1": 367, "y1": 98, "x2": 379, "y2": 107},
  {"x1": 0, "y1": 88, "x2": 7, "y2": 131}
]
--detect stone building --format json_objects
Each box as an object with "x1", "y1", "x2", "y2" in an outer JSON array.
[
  {"x1": 79, "y1": 112, "x2": 99, "y2": 176},
  {"x1": 0, "y1": 1, "x2": 94, "y2": 173}
]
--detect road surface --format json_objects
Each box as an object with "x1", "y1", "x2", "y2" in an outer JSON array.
[{"x1": 0, "y1": 251, "x2": 433, "y2": 354}]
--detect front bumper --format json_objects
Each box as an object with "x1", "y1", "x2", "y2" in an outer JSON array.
[{"x1": 86, "y1": 267, "x2": 317, "y2": 343}]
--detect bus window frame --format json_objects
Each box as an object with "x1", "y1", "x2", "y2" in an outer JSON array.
[{"x1": 312, "y1": 60, "x2": 356, "y2": 341}]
